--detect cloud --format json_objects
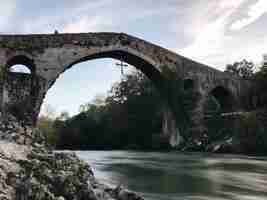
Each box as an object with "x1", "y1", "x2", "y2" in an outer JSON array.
[
  {"x1": 6, "y1": 0, "x2": 264, "y2": 115},
  {"x1": 4, "y1": 0, "x2": 113, "y2": 34},
  {"x1": 231, "y1": 0, "x2": 267, "y2": 30},
  {"x1": 61, "y1": 0, "x2": 179, "y2": 34},
  {"x1": 63, "y1": 15, "x2": 113, "y2": 33},
  {"x1": 179, "y1": 0, "x2": 245, "y2": 69},
  {"x1": 181, "y1": 14, "x2": 229, "y2": 62},
  {"x1": 0, "y1": 0, "x2": 16, "y2": 32}
]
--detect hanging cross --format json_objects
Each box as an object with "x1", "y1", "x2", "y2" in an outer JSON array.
[{"x1": 115, "y1": 60, "x2": 128, "y2": 76}]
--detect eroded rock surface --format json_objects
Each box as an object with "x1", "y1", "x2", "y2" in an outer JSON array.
[{"x1": 0, "y1": 114, "x2": 144, "y2": 200}]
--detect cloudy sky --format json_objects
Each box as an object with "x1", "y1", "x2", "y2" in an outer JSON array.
[{"x1": 1, "y1": 0, "x2": 267, "y2": 116}]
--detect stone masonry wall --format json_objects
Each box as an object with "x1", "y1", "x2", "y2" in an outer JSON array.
[
  {"x1": 4, "y1": 72, "x2": 36, "y2": 124},
  {"x1": 0, "y1": 32, "x2": 253, "y2": 143}
]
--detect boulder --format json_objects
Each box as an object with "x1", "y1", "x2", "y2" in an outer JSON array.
[{"x1": 0, "y1": 113, "x2": 144, "y2": 200}]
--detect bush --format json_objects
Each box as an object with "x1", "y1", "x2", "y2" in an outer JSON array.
[{"x1": 234, "y1": 112, "x2": 267, "y2": 154}]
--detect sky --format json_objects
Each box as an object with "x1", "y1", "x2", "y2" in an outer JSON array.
[{"x1": 1, "y1": 0, "x2": 267, "y2": 116}]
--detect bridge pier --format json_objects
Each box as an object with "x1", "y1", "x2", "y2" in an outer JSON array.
[
  {"x1": 162, "y1": 105, "x2": 183, "y2": 147},
  {"x1": 1, "y1": 70, "x2": 47, "y2": 125},
  {"x1": 186, "y1": 91, "x2": 207, "y2": 141}
]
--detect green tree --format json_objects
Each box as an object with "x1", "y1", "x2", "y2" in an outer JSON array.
[
  {"x1": 55, "y1": 71, "x2": 166, "y2": 150},
  {"x1": 104, "y1": 71, "x2": 164, "y2": 149},
  {"x1": 37, "y1": 116, "x2": 57, "y2": 146},
  {"x1": 37, "y1": 106, "x2": 68, "y2": 148},
  {"x1": 225, "y1": 59, "x2": 254, "y2": 79},
  {"x1": 57, "y1": 111, "x2": 70, "y2": 121},
  {"x1": 252, "y1": 59, "x2": 267, "y2": 108}
]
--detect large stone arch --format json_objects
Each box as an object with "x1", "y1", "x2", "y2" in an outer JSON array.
[
  {"x1": 46, "y1": 48, "x2": 166, "y2": 93},
  {"x1": 35, "y1": 47, "x2": 170, "y2": 114},
  {"x1": 35, "y1": 47, "x2": 182, "y2": 146}
]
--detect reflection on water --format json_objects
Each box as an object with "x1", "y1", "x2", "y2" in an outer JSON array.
[{"x1": 75, "y1": 151, "x2": 267, "y2": 200}]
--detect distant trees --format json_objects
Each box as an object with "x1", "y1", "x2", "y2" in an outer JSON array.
[
  {"x1": 39, "y1": 71, "x2": 167, "y2": 150},
  {"x1": 251, "y1": 59, "x2": 267, "y2": 108},
  {"x1": 79, "y1": 94, "x2": 106, "y2": 113},
  {"x1": 104, "y1": 71, "x2": 165, "y2": 149},
  {"x1": 223, "y1": 59, "x2": 267, "y2": 108},
  {"x1": 224, "y1": 59, "x2": 255, "y2": 79},
  {"x1": 37, "y1": 104, "x2": 57, "y2": 147},
  {"x1": 223, "y1": 57, "x2": 267, "y2": 109}
]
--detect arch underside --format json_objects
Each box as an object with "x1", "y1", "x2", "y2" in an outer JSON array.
[
  {"x1": 209, "y1": 86, "x2": 236, "y2": 113},
  {"x1": 61, "y1": 50, "x2": 167, "y2": 95},
  {"x1": 6, "y1": 55, "x2": 36, "y2": 73},
  {"x1": 43, "y1": 49, "x2": 179, "y2": 139}
]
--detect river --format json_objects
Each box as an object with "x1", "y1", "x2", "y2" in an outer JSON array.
[{"x1": 74, "y1": 151, "x2": 267, "y2": 200}]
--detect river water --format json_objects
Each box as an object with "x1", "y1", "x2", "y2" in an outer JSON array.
[{"x1": 75, "y1": 151, "x2": 267, "y2": 200}]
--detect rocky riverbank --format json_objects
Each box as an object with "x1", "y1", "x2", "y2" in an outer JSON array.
[
  {"x1": 180, "y1": 110, "x2": 267, "y2": 155},
  {"x1": 0, "y1": 114, "x2": 144, "y2": 200}
]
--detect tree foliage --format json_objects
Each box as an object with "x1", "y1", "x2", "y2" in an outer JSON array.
[
  {"x1": 46, "y1": 71, "x2": 167, "y2": 150},
  {"x1": 251, "y1": 60, "x2": 267, "y2": 108},
  {"x1": 225, "y1": 59, "x2": 254, "y2": 79}
]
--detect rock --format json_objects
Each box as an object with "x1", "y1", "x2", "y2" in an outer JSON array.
[
  {"x1": 0, "y1": 113, "x2": 144, "y2": 200},
  {"x1": 206, "y1": 137, "x2": 234, "y2": 153},
  {"x1": 114, "y1": 186, "x2": 144, "y2": 200},
  {"x1": 0, "y1": 113, "x2": 45, "y2": 146}
]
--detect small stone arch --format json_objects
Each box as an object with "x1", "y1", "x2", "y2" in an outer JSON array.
[
  {"x1": 209, "y1": 86, "x2": 236, "y2": 112},
  {"x1": 183, "y1": 79, "x2": 194, "y2": 91},
  {"x1": 3, "y1": 55, "x2": 38, "y2": 124},
  {"x1": 6, "y1": 55, "x2": 36, "y2": 74}
]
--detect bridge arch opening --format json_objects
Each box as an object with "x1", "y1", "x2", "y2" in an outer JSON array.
[
  {"x1": 183, "y1": 79, "x2": 194, "y2": 91},
  {"x1": 3, "y1": 55, "x2": 39, "y2": 124},
  {"x1": 42, "y1": 49, "x2": 170, "y2": 114},
  {"x1": 6, "y1": 55, "x2": 35, "y2": 74},
  {"x1": 59, "y1": 50, "x2": 167, "y2": 94},
  {"x1": 209, "y1": 86, "x2": 235, "y2": 112},
  {"x1": 9, "y1": 64, "x2": 31, "y2": 74},
  {"x1": 41, "y1": 53, "x2": 169, "y2": 149}
]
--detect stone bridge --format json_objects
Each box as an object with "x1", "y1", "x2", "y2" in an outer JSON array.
[{"x1": 0, "y1": 33, "x2": 252, "y2": 146}]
